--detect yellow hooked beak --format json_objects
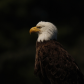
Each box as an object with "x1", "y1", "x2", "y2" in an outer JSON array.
[{"x1": 29, "y1": 27, "x2": 40, "y2": 34}]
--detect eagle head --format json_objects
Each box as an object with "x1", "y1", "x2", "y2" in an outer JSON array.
[{"x1": 29, "y1": 21, "x2": 57, "y2": 42}]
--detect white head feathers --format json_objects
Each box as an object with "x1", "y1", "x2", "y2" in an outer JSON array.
[{"x1": 36, "y1": 21, "x2": 57, "y2": 42}]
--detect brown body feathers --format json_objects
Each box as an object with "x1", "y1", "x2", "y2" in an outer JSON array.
[{"x1": 34, "y1": 40, "x2": 84, "y2": 84}]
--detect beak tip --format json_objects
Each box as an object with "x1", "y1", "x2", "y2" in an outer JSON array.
[{"x1": 29, "y1": 29, "x2": 31, "y2": 34}]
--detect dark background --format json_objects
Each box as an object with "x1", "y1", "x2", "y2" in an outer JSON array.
[{"x1": 0, "y1": 0, "x2": 84, "y2": 84}]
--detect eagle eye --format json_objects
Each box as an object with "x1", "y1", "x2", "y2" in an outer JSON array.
[{"x1": 37, "y1": 26, "x2": 42, "y2": 28}]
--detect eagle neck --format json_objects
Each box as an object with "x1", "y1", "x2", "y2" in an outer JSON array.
[{"x1": 36, "y1": 39, "x2": 63, "y2": 49}]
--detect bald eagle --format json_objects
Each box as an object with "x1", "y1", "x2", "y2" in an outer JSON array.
[{"x1": 29, "y1": 21, "x2": 84, "y2": 84}]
